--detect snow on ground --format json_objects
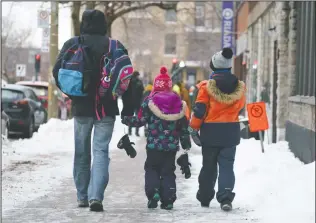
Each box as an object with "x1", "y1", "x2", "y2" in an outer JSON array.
[
  {"x1": 186, "y1": 139, "x2": 315, "y2": 223},
  {"x1": 1, "y1": 98, "x2": 314, "y2": 222}
]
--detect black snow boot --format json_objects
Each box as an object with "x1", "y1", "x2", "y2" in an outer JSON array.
[
  {"x1": 176, "y1": 153, "x2": 191, "y2": 179},
  {"x1": 220, "y1": 200, "x2": 232, "y2": 212},
  {"x1": 196, "y1": 191, "x2": 210, "y2": 207},
  {"x1": 160, "y1": 203, "x2": 173, "y2": 210},
  {"x1": 89, "y1": 200, "x2": 103, "y2": 212},
  {"x1": 147, "y1": 190, "x2": 160, "y2": 209},
  {"x1": 117, "y1": 134, "x2": 137, "y2": 158}
]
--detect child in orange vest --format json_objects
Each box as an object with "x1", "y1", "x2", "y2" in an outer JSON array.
[{"x1": 189, "y1": 48, "x2": 246, "y2": 211}]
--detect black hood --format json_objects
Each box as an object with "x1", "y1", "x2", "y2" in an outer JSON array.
[
  {"x1": 212, "y1": 73, "x2": 238, "y2": 94},
  {"x1": 80, "y1": 10, "x2": 107, "y2": 35}
]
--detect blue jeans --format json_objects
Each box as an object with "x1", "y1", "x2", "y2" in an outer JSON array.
[
  {"x1": 73, "y1": 116, "x2": 115, "y2": 202},
  {"x1": 197, "y1": 146, "x2": 236, "y2": 204}
]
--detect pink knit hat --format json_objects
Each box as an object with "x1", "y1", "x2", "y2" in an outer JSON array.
[{"x1": 152, "y1": 66, "x2": 172, "y2": 92}]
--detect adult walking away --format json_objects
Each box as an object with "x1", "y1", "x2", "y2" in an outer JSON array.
[
  {"x1": 188, "y1": 48, "x2": 246, "y2": 211},
  {"x1": 53, "y1": 10, "x2": 134, "y2": 212},
  {"x1": 128, "y1": 71, "x2": 144, "y2": 136}
]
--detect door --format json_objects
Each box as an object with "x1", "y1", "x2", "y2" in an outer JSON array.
[{"x1": 272, "y1": 40, "x2": 278, "y2": 143}]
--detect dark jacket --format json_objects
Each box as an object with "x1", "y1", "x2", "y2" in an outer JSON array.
[
  {"x1": 130, "y1": 76, "x2": 144, "y2": 111},
  {"x1": 52, "y1": 9, "x2": 133, "y2": 118},
  {"x1": 122, "y1": 91, "x2": 191, "y2": 152}
]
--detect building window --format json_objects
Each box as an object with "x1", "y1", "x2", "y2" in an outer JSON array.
[
  {"x1": 164, "y1": 34, "x2": 176, "y2": 55},
  {"x1": 295, "y1": 1, "x2": 316, "y2": 96},
  {"x1": 165, "y1": 9, "x2": 177, "y2": 22},
  {"x1": 195, "y1": 2, "x2": 205, "y2": 27}
]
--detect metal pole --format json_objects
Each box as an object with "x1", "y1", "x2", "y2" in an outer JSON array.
[
  {"x1": 48, "y1": 1, "x2": 59, "y2": 119},
  {"x1": 259, "y1": 131, "x2": 265, "y2": 153}
]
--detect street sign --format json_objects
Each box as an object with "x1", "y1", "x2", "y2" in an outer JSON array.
[
  {"x1": 16, "y1": 64, "x2": 26, "y2": 77},
  {"x1": 41, "y1": 28, "x2": 50, "y2": 53},
  {"x1": 37, "y1": 10, "x2": 50, "y2": 28},
  {"x1": 42, "y1": 28, "x2": 50, "y2": 41},
  {"x1": 41, "y1": 39, "x2": 50, "y2": 53}
]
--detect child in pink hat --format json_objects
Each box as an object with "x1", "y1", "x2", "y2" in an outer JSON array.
[{"x1": 121, "y1": 66, "x2": 191, "y2": 210}]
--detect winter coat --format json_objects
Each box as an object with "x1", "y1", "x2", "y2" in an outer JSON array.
[
  {"x1": 190, "y1": 72, "x2": 246, "y2": 147},
  {"x1": 122, "y1": 91, "x2": 191, "y2": 152},
  {"x1": 53, "y1": 10, "x2": 134, "y2": 118}
]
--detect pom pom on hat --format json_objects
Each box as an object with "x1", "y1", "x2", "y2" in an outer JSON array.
[
  {"x1": 222, "y1": 48, "x2": 233, "y2": 59},
  {"x1": 152, "y1": 66, "x2": 172, "y2": 92},
  {"x1": 210, "y1": 48, "x2": 233, "y2": 70},
  {"x1": 160, "y1": 66, "x2": 168, "y2": 75}
]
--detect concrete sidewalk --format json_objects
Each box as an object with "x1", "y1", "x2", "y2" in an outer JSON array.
[{"x1": 2, "y1": 138, "x2": 256, "y2": 223}]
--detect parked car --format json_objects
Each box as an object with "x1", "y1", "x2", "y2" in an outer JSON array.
[
  {"x1": 1, "y1": 84, "x2": 48, "y2": 138},
  {"x1": 15, "y1": 81, "x2": 49, "y2": 109},
  {"x1": 1, "y1": 109, "x2": 9, "y2": 139},
  {"x1": 16, "y1": 81, "x2": 71, "y2": 118}
]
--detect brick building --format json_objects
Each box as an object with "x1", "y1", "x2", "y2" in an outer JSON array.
[{"x1": 234, "y1": 2, "x2": 316, "y2": 163}]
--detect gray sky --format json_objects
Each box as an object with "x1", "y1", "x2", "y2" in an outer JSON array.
[{"x1": 2, "y1": 1, "x2": 72, "y2": 49}]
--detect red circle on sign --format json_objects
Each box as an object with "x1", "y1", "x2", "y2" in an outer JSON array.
[
  {"x1": 251, "y1": 105, "x2": 263, "y2": 118},
  {"x1": 40, "y1": 11, "x2": 48, "y2": 19}
]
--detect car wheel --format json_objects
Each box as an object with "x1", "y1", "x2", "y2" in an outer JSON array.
[{"x1": 24, "y1": 117, "x2": 34, "y2": 138}]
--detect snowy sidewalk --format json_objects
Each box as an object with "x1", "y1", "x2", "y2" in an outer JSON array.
[
  {"x1": 2, "y1": 118, "x2": 315, "y2": 223},
  {"x1": 2, "y1": 136, "x2": 255, "y2": 223}
]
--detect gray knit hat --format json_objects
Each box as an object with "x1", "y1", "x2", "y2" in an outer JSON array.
[{"x1": 210, "y1": 48, "x2": 233, "y2": 70}]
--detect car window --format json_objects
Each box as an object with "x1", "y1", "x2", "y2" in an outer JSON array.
[
  {"x1": 1, "y1": 89, "x2": 25, "y2": 101},
  {"x1": 27, "y1": 86, "x2": 48, "y2": 97},
  {"x1": 26, "y1": 90, "x2": 39, "y2": 101}
]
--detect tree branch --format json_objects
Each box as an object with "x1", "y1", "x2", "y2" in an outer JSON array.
[{"x1": 112, "y1": 2, "x2": 177, "y2": 24}]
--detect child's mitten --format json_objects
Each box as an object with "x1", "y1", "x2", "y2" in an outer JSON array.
[
  {"x1": 176, "y1": 153, "x2": 191, "y2": 179},
  {"x1": 117, "y1": 134, "x2": 137, "y2": 158},
  {"x1": 188, "y1": 126, "x2": 201, "y2": 147}
]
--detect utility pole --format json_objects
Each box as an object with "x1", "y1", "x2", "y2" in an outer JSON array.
[{"x1": 48, "y1": 1, "x2": 59, "y2": 119}]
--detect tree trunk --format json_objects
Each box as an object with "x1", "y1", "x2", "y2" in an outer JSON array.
[
  {"x1": 71, "y1": 2, "x2": 81, "y2": 36},
  {"x1": 86, "y1": 1, "x2": 95, "y2": 9}
]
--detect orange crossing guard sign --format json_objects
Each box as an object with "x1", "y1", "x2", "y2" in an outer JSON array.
[{"x1": 246, "y1": 102, "x2": 269, "y2": 132}]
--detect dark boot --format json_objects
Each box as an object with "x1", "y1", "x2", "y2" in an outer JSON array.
[
  {"x1": 89, "y1": 200, "x2": 103, "y2": 212},
  {"x1": 160, "y1": 203, "x2": 173, "y2": 210},
  {"x1": 220, "y1": 200, "x2": 232, "y2": 211},
  {"x1": 147, "y1": 190, "x2": 160, "y2": 209}
]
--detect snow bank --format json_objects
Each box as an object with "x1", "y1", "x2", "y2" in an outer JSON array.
[{"x1": 188, "y1": 139, "x2": 315, "y2": 223}]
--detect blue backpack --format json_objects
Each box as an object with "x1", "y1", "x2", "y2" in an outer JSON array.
[{"x1": 57, "y1": 36, "x2": 95, "y2": 97}]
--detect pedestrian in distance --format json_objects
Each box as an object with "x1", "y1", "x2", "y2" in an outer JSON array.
[
  {"x1": 121, "y1": 66, "x2": 191, "y2": 210},
  {"x1": 188, "y1": 48, "x2": 246, "y2": 211},
  {"x1": 53, "y1": 9, "x2": 134, "y2": 212},
  {"x1": 128, "y1": 71, "x2": 144, "y2": 137},
  {"x1": 141, "y1": 82, "x2": 153, "y2": 137}
]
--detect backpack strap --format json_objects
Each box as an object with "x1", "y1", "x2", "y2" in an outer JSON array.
[{"x1": 74, "y1": 36, "x2": 80, "y2": 45}]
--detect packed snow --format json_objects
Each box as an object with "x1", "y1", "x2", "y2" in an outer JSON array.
[{"x1": 2, "y1": 103, "x2": 315, "y2": 222}]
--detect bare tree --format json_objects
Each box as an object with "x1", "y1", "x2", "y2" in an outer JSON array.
[
  {"x1": 68, "y1": 1, "x2": 178, "y2": 37},
  {"x1": 1, "y1": 3, "x2": 32, "y2": 82}
]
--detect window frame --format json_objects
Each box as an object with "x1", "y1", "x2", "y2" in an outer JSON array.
[{"x1": 164, "y1": 33, "x2": 177, "y2": 56}]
